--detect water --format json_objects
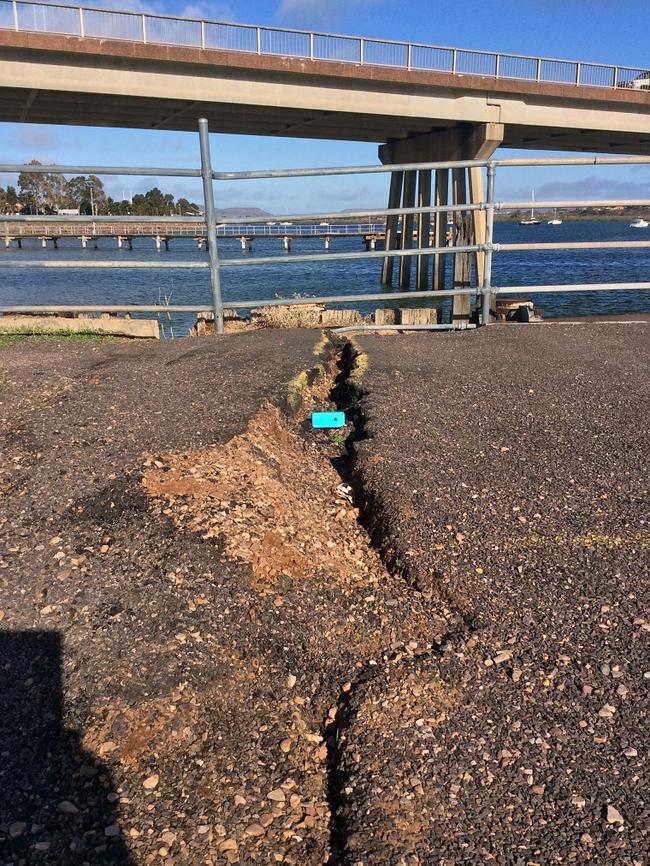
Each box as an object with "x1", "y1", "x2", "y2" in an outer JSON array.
[{"x1": 1, "y1": 220, "x2": 648, "y2": 336}]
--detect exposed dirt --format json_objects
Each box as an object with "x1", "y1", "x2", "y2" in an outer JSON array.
[{"x1": 0, "y1": 332, "x2": 448, "y2": 865}]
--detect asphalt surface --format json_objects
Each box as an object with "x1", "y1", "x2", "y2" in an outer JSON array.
[
  {"x1": 0, "y1": 331, "x2": 443, "y2": 865},
  {"x1": 2, "y1": 324, "x2": 648, "y2": 865},
  {"x1": 0, "y1": 331, "x2": 327, "y2": 864},
  {"x1": 341, "y1": 323, "x2": 649, "y2": 865}
]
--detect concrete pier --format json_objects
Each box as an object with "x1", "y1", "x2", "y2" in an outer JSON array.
[
  {"x1": 240, "y1": 236, "x2": 252, "y2": 251},
  {"x1": 283, "y1": 236, "x2": 292, "y2": 253},
  {"x1": 154, "y1": 235, "x2": 169, "y2": 251}
]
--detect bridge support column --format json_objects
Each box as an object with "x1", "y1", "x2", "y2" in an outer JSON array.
[
  {"x1": 381, "y1": 170, "x2": 403, "y2": 286},
  {"x1": 416, "y1": 169, "x2": 432, "y2": 290},
  {"x1": 4, "y1": 236, "x2": 14, "y2": 248},
  {"x1": 240, "y1": 236, "x2": 252, "y2": 251},
  {"x1": 80, "y1": 235, "x2": 88, "y2": 249},
  {"x1": 196, "y1": 237, "x2": 206, "y2": 250},
  {"x1": 379, "y1": 122, "x2": 504, "y2": 318},
  {"x1": 324, "y1": 235, "x2": 331, "y2": 251},
  {"x1": 399, "y1": 170, "x2": 417, "y2": 288},
  {"x1": 154, "y1": 235, "x2": 169, "y2": 251},
  {"x1": 283, "y1": 235, "x2": 292, "y2": 253},
  {"x1": 433, "y1": 168, "x2": 449, "y2": 291}
]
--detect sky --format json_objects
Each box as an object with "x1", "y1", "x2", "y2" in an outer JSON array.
[{"x1": 1, "y1": 0, "x2": 649, "y2": 212}]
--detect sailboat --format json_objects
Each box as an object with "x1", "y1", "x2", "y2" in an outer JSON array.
[
  {"x1": 548, "y1": 209, "x2": 563, "y2": 226},
  {"x1": 630, "y1": 217, "x2": 649, "y2": 228},
  {"x1": 519, "y1": 190, "x2": 541, "y2": 225}
]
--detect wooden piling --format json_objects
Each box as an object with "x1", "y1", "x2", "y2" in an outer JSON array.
[
  {"x1": 416, "y1": 169, "x2": 432, "y2": 290},
  {"x1": 381, "y1": 170, "x2": 404, "y2": 286},
  {"x1": 399, "y1": 169, "x2": 417, "y2": 288},
  {"x1": 433, "y1": 168, "x2": 449, "y2": 291},
  {"x1": 451, "y1": 168, "x2": 472, "y2": 326}
]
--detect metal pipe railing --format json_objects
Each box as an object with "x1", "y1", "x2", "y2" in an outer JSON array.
[
  {"x1": 0, "y1": 0, "x2": 647, "y2": 92},
  {"x1": 1, "y1": 118, "x2": 650, "y2": 334}
]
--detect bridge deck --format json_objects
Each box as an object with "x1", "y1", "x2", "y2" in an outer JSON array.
[{"x1": 0, "y1": 13, "x2": 649, "y2": 152}]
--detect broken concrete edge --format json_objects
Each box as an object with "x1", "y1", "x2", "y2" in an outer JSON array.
[{"x1": 0, "y1": 314, "x2": 160, "y2": 339}]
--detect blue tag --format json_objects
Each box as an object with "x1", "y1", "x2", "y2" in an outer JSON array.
[{"x1": 311, "y1": 411, "x2": 345, "y2": 429}]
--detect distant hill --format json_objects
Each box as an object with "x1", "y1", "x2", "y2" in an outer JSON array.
[{"x1": 215, "y1": 207, "x2": 273, "y2": 219}]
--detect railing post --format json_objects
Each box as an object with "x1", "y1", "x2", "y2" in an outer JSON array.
[
  {"x1": 495, "y1": 53, "x2": 500, "y2": 78},
  {"x1": 536, "y1": 58, "x2": 541, "y2": 82},
  {"x1": 12, "y1": 0, "x2": 18, "y2": 31},
  {"x1": 407, "y1": 43, "x2": 412, "y2": 70},
  {"x1": 79, "y1": 6, "x2": 84, "y2": 38},
  {"x1": 141, "y1": 14, "x2": 146, "y2": 43},
  {"x1": 256, "y1": 26, "x2": 261, "y2": 55},
  {"x1": 200, "y1": 19, "x2": 205, "y2": 49},
  {"x1": 309, "y1": 31, "x2": 314, "y2": 61},
  {"x1": 576, "y1": 62, "x2": 581, "y2": 85},
  {"x1": 613, "y1": 66, "x2": 618, "y2": 88},
  {"x1": 452, "y1": 48, "x2": 457, "y2": 74},
  {"x1": 198, "y1": 118, "x2": 224, "y2": 336},
  {"x1": 481, "y1": 163, "x2": 496, "y2": 326},
  {"x1": 359, "y1": 38, "x2": 363, "y2": 64}
]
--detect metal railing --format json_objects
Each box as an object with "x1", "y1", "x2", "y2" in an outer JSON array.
[
  {"x1": 0, "y1": 0, "x2": 648, "y2": 93},
  {"x1": 1, "y1": 119, "x2": 650, "y2": 334}
]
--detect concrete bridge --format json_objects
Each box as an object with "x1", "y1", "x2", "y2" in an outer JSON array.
[
  {"x1": 0, "y1": 0, "x2": 649, "y2": 155},
  {"x1": 1, "y1": 0, "x2": 648, "y2": 320}
]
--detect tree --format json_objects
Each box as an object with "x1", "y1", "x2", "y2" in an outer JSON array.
[
  {"x1": 67, "y1": 175, "x2": 107, "y2": 215},
  {"x1": 5, "y1": 185, "x2": 18, "y2": 211},
  {"x1": 18, "y1": 160, "x2": 47, "y2": 213},
  {"x1": 177, "y1": 197, "x2": 200, "y2": 215}
]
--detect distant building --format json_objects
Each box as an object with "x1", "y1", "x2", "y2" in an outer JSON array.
[{"x1": 57, "y1": 207, "x2": 80, "y2": 215}]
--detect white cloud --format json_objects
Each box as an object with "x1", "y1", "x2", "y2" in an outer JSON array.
[
  {"x1": 277, "y1": 0, "x2": 376, "y2": 27},
  {"x1": 503, "y1": 174, "x2": 650, "y2": 202},
  {"x1": 80, "y1": 0, "x2": 235, "y2": 21},
  {"x1": 8, "y1": 127, "x2": 61, "y2": 152}
]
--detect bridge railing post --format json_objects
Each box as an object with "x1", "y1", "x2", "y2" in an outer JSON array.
[
  {"x1": 79, "y1": 7, "x2": 84, "y2": 38},
  {"x1": 198, "y1": 118, "x2": 224, "y2": 336},
  {"x1": 12, "y1": 0, "x2": 18, "y2": 31},
  {"x1": 481, "y1": 163, "x2": 496, "y2": 326},
  {"x1": 141, "y1": 14, "x2": 147, "y2": 43}
]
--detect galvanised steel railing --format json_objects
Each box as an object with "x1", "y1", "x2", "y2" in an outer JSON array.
[
  {"x1": 1, "y1": 120, "x2": 650, "y2": 334},
  {"x1": 0, "y1": 0, "x2": 648, "y2": 92}
]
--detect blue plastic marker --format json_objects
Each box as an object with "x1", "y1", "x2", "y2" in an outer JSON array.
[{"x1": 312, "y1": 411, "x2": 346, "y2": 429}]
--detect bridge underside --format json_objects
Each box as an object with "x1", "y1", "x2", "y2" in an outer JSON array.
[
  {"x1": 0, "y1": 31, "x2": 649, "y2": 154},
  {"x1": 2, "y1": 85, "x2": 650, "y2": 155}
]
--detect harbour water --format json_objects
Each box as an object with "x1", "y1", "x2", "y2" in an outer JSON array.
[{"x1": 1, "y1": 220, "x2": 649, "y2": 336}]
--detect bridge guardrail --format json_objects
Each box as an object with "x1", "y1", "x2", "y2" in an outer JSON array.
[
  {"x1": 1, "y1": 119, "x2": 650, "y2": 334},
  {"x1": 0, "y1": 0, "x2": 648, "y2": 93}
]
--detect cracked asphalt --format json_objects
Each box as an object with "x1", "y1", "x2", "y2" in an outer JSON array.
[
  {"x1": 344, "y1": 323, "x2": 649, "y2": 865},
  {"x1": 1, "y1": 323, "x2": 648, "y2": 866}
]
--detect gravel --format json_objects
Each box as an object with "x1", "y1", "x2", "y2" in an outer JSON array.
[{"x1": 338, "y1": 323, "x2": 649, "y2": 864}]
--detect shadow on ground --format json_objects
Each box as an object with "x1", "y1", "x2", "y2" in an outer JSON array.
[{"x1": 0, "y1": 630, "x2": 133, "y2": 864}]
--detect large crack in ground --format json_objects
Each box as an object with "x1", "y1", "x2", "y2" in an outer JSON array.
[{"x1": 138, "y1": 334, "x2": 463, "y2": 865}]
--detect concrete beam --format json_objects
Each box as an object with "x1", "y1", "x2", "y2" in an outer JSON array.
[{"x1": 379, "y1": 122, "x2": 505, "y2": 164}]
